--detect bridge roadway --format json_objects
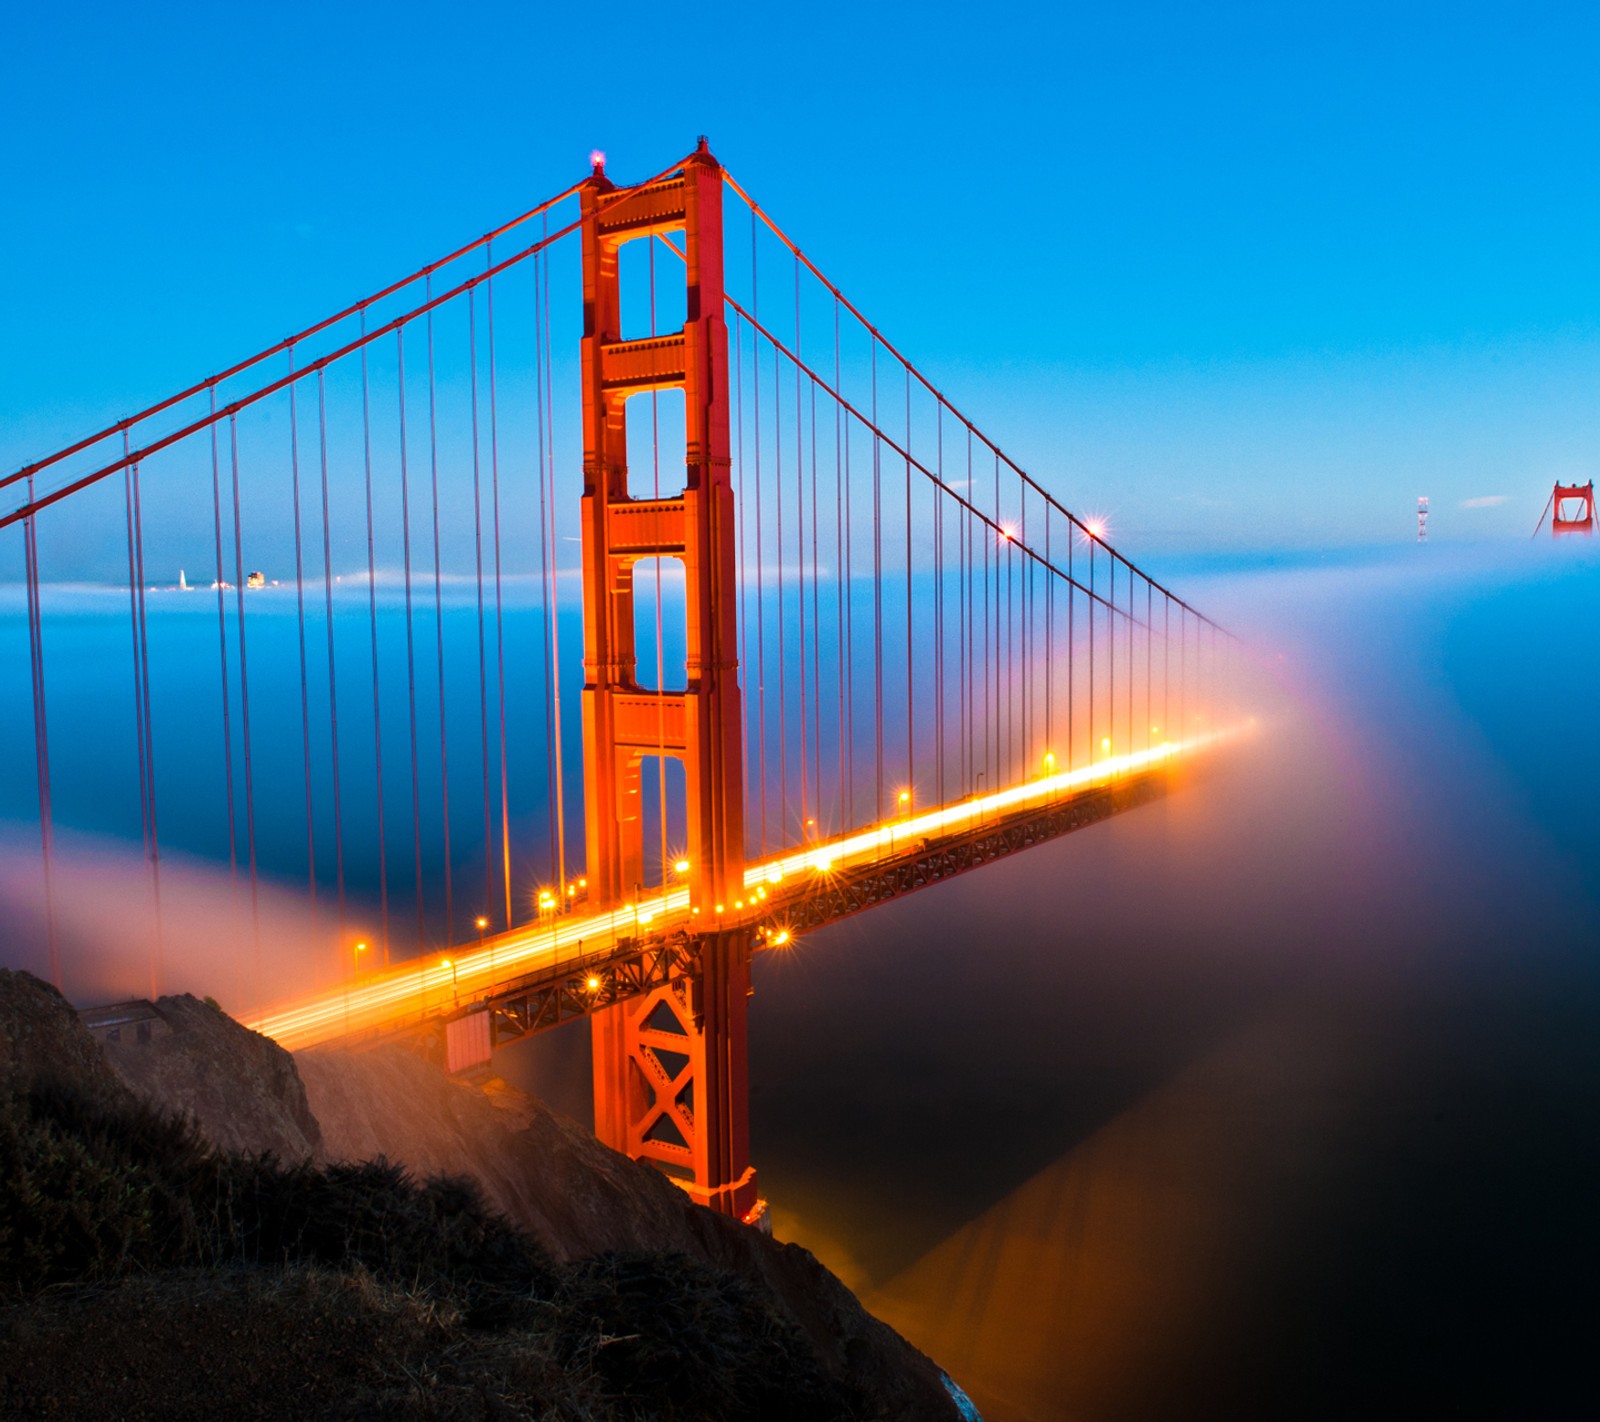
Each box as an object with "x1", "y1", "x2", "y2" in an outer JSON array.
[{"x1": 247, "y1": 734, "x2": 1233, "y2": 1054}]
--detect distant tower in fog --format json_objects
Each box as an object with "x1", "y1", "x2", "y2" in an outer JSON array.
[{"x1": 1417, "y1": 496, "x2": 1429, "y2": 543}]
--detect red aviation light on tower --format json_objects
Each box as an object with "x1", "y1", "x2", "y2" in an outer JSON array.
[{"x1": 1551, "y1": 481, "x2": 1595, "y2": 536}]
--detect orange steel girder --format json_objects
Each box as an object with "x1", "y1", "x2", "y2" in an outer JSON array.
[{"x1": 579, "y1": 143, "x2": 756, "y2": 1220}]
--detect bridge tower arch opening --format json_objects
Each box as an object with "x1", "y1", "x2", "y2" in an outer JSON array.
[
  {"x1": 1551, "y1": 481, "x2": 1595, "y2": 536},
  {"x1": 578, "y1": 141, "x2": 757, "y2": 1221}
]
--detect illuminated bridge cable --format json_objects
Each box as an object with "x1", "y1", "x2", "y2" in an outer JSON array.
[
  {"x1": 129, "y1": 443, "x2": 163, "y2": 997},
  {"x1": 752, "y1": 205, "x2": 767, "y2": 856},
  {"x1": 904, "y1": 364, "x2": 913, "y2": 808},
  {"x1": 487, "y1": 242, "x2": 512, "y2": 930},
  {"x1": 872, "y1": 336, "x2": 883, "y2": 820},
  {"x1": 720, "y1": 169, "x2": 1225, "y2": 642},
  {"x1": 1, "y1": 180, "x2": 589, "y2": 503},
  {"x1": 541, "y1": 225, "x2": 568, "y2": 897},
  {"x1": 317, "y1": 369, "x2": 347, "y2": 949},
  {"x1": 2, "y1": 172, "x2": 668, "y2": 535},
  {"x1": 534, "y1": 246, "x2": 557, "y2": 890},
  {"x1": 842, "y1": 299, "x2": 854, "y2": 829},
  {"x1": 652, "y1": 238, "x2": 669, "y2": 886},
  {"x1": 777, "y1": 331, "x2": 788, "y2": 845},
  {"x1": 288, "y1": 346, "x2": 321, "y2": 963},
  {"x1": 736, "y1": 308, "x2": 751, "y2": 856},
  {"x1": 794, "y1": 249, "x2": 808, "y2": 843},
  {"x1": 935, "y1": 408, "x2": 945, "y2": 808},
  {"x1": 396, "y1": 328, "x2": 426, "y2": 954},
  {"x1": 838, "y1": 299, "x2": 851, "y2": 831},
  {"x1": 228, "y1": 415, "x2": 263, "y2": 1002},
  {"x1": 469, "y1": 286, "x2": 492, "y2": 924},
  {"x1": 810, "y1": 372, "x2": 823, "y2": 831},
  {"x1": 360, "y1": 315, "x2": 392, "y2": 964},
  {"x1": 23, "y1": 479, "x2": 59, "y2": 987},
  {"x1": 426, "y1": 281, "x2": 454, "y2": 941},
  {"x1": 207, "y1": 392, "x2": 240, "y2": 986}
]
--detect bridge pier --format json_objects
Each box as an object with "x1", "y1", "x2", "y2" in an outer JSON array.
[{"x1": 591, "y1": 930, "x2": 758, "y2": 1221}]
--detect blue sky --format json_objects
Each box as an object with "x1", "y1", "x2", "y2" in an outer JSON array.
[{"x1": 5, "y1": 0, "x2": 1598, "y2": 553}]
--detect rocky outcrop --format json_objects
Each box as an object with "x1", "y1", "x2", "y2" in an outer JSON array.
[
  {"x1": 1, "y1": 968, "x2": 123, "y2": 1105},
  {"x1": 95, "y1": 993, "x2": 321, "y2": 1161},
  {"x1": 45, "y1": 976, "x2": 960, "y2": 1420},
  {"x1": 299, "y1": 1044, "x2": 959, "y2": 1419}
]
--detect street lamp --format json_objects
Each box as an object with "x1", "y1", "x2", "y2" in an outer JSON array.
[
  {"x1": 440, "y1": 957, "x2": 459, "y2": 1006},
  {"x1": 352, "y1": 941, "x2": 367, "y2": 979}
]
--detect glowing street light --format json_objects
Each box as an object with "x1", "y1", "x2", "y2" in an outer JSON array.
[
  {"x1": 352, "y1": 941, "x2": 368, "y2": 979},
  {"x1": 1042, "y1": 751, "x2": 1056, "y2": 774},
  {"x1": 1101, "y1": 736, "x2": 1112, "y2": 756},
  {"x1": 673, "y1": 858, "x2": 690, "y2": 875}
]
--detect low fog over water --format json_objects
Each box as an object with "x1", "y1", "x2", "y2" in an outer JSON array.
[
  {"x1": 4, "y1": 542, "x2": 1597, "y2": 1419},
  {"x1": 723, "y1": 543, "x2": 1600, "y2": 1420}
]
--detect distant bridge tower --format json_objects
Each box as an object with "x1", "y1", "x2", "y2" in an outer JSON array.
[
  {"x1": 1551, "y1": 481, "x2": 1595, "y2": 536},
  {"x1": 578, "y1": 142, "x2": 758, "y2": 1221},
  {"x1": 1417, "y1": 495, "x2": 1429, "y2": 543}
]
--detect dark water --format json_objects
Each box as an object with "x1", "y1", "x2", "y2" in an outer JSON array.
[{"x1": 728, "y1": 545, "x2": 1600, "y2": 1420}]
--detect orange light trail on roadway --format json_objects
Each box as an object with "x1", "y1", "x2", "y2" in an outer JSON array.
[{"x1": 247, "y1": 730, "x2": 1237, "y2": 1052}]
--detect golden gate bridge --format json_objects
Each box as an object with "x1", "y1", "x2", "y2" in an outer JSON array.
[{"x1": 3, "y1": 141, "x2": 1242, "y2": 1225}]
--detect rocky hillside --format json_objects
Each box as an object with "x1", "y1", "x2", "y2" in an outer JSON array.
[{"x1": 0, "y1": 970, "x2": 968, "y2": 1420}]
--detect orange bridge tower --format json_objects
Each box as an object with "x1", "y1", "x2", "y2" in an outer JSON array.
[
  {"x1": 1551, "y1": 481, "x2": 1596, "y2": 536},
  {"x1": 578, "y1": 142, "x2": 757, "y2": 1221}
]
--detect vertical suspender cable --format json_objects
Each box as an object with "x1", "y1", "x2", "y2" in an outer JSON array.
[
  {"x1": 288, "y1": 346, "x2": 320, "y2": 955},
  {"x1": 23, "y1": 483, "x2": 58, "y2": 987},
  {"x1": 953, "y1": 428, "x2": 966, "y2": 793},
  {"x1": 130, "y1": 448, "x2": 163, "y2": 997},
  {"x1": 397, "y1": 329, "x2": 427, "y2": 953},
  {"x1": 207, "y1": 394, "x2": 239, "y2": 986},
  {"x1": 1067, "y1": 522, "x2": 1074, "y2": 768},
  {"x1": 776, "y1": 339, "x2": 788, "y2": 842},
  {"x1": 541, "y1": 224, "x2": 567, "y2": 894},
  {"x1": 1125, "y1": 562, "x2": 1132, "y2": 756},
  {"x1": 487, "y1": 243, "x2": 512, "y2": 928},
  {"x1": 1045, "y1": 505, "x2": 1052, "y2": 761},
  {"x1": 904, "y1": 366, "x2": 913, "y2": 800},
  {"x1": 317, "y1": 370, "x2": 347, "y2": 947},
  {"x1": 934, "y1": 409, "x2": 944, "y2": 806},
  {"x1": 1107, "y1": 556, "x2": 1115, "y2": 755},
  {"x1": 534, "y1": 249, "x2": 558, "y2": 889},
  {"x1": 425, "y1": 281, "x2": 454, "y2": 939},
  {"x1": 1087, "y1": 538, "x2": 1095, "y2": 762},
  {"x1": 841, "y1": 301, "x2": 854, "y2": 827},
  {"x1": 752, "y1": 213, "x2": 767, "y2": 855},
  {"x1": 838, "y1": 300, "x2": 851, "y2": 831},
  {"x1": 359, "y1": 315, "x2": 391, "y2": 962},
  {"x1": 794, "y1": 253, "x2": 808, "y2": 844},
  {"x1": 736, "y1": 310, "x2": 751, "y2": 858},
  {"x1": 871, "y1": 339, "x2": 883, "y2": 818},
  {"x1": 468, "y1": 287, "x2": 493, "y2": 922},
  {"x1": 651, "y1": 240, "x2": 668, "y2": 882},
  {"x1": 229, "y1": 417, "x2": 263, "y2": 997},
  {"x1": 809, "y1": 375, "x2": 822, "y2": 829}
]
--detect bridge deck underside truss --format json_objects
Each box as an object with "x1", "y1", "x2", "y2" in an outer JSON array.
[{"x1": 417, "y1": 763, "x2": 1194, "y2": 1063}]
